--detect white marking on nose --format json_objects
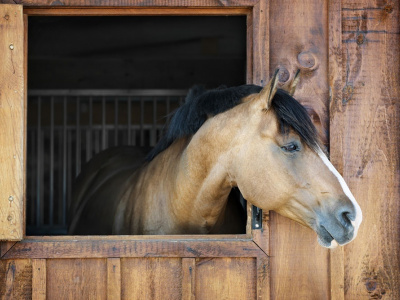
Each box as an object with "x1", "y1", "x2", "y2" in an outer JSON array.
[{"x1": 317, "y1": 148, "x2": 363, "y2": 245}]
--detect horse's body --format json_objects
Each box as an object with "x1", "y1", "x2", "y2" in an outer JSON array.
[{"x1": 69, "y1": 71, "x2": 362, "y2": 248}]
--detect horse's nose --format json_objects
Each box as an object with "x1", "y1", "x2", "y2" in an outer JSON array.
[{"x1": 335, "y1": 200, "x2": 356, "y2": 229}]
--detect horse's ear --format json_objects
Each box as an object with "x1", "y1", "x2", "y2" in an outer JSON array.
[
  {"x1": 288, "y1": 69, "x2": 301, "y2": 96},
  {"x1": 259, "y1": 69, "x2": 280, "y2": 110}
]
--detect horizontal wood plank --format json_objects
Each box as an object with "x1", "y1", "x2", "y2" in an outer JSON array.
[{"x1": 4, "y1": 239, "x2": 264, "y2": 259}]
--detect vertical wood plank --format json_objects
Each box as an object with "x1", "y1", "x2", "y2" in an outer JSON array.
[
  {"x1": 0, "y1": 4, "x2": 24, "y2": 241},
  {"x1": 107, "y1": 258, "x2": 121, "y2": 300},
  {"x1": 32, "y1": 259, "x2": 46, "y2": 300},
  {"x1": 0, "y1": 259, "x2": 32, "y2": 299},
  {"x1": 256, "y1": 255, "x2": 270, "y2": 300},
  {"x1": 47, "y1": 258, "x2": 107, "y2": 299},
  {"x1": 331, "y1": 1, "x2": 400, "y2": 299},
  {"x1": 328, "y1": 0, "x2": 345, "y2": 299},
  {"x1": 269, "y1": 0, "x2": 330, "y2": 298},
  {"x1": 252, "y1": 0, "x2": 269, "y2": 86},
  {"x1": 182, "y1": 258, "x2": 196, "y2": 300},
  {"x1": 195, "y1": 258, "x2": 256, "y2": 300},
  {"x1": 121, "y1": 258, "x2": 182, "y2": 300}
]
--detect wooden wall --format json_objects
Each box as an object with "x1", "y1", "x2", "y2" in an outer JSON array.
[{"x1": 0, "y1": 0, "x2": 399, "y2": 299}]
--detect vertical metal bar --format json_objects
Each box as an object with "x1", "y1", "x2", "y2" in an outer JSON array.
[
  {"x1": 166, "y1": 96, "x2": 171, "y2": 122},
  {"x1": 151, "y1": 97, "x2": 157, "y2": 146},
  {"x1": 30, "y1": 129, "x2": 35, "y2": 226},
  {"x1": 87, "y1": 97, "x2": 93, "y2": 161},
  {"x1": 76, "y1": 97, "x2": 81, "y2": 176},
  {"x1": 49, "y1": 96, "x2": 54, "y2": 226},
  {"x1": 36, "y1": 97, "x2": 41, "y2": 227},
  {"x1": 67, "y1": 129, "x2": 72, "y2": 218},
  {"x1": 62, "y1": 96, "x2": 67, "y2": 227},
  {"x1": 140, "y1": 97, "x2": 144, "y2": 147},
  {"x1": 102, "y1": 96, "x2": 106, "y2": 150},
  {"x1": 114, "y1": 97, "x2": 118, "y2": 146},
  {"x1": 127, "y1": 96, "x2": 131, "y2": 145}
]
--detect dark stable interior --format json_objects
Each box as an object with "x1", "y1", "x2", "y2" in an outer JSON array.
[{"x1": 27, "y1": 16, "x2": 247, "y2": 235}]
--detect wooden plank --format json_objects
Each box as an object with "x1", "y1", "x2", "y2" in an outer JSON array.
[
  {"x1": 269, "y1": 0, "x2": 330, "y2": 298},
  {"x1": 251, "y1": 0, "x2": 269, "y2": 86},
  {"x1": 107, "y1": 258, "x2": 121, "y2": 300},
  {"x1": 47, "y1": 258, "x2": 107, "y2": 299},
  {"x1": 330, "y1": 1, "x2": 400, "y2": 299},
  {"x1": 252, "y1": 210, "x2": 269, "y2": 255},
  {"x1": 0, "y1": 259, "x2": 32, "y2": 299},
  {"x1": 32, "y1": 259, "x2": 46, "y2": 300},
  {"x1": 0, "y1": 4, "x2": 24, "y2": 241},
  {"x1": 24, "y1": 7, "x2": 251, "y2": 16},
  {"x1": 328, "y1": 0, "x2": 345, "y2": 299},
  {"x1": 18, "y1": 0, "x2": 259, "y2": 7},
  {"x1": 182, "y1": 258, "x2": 196, "y2": 300},
  {"x1": 121, "y1": 258, "x2": 182, "y2": 300},
  {"x1": 256, "y1": 255, "x2": 270, "y2": 300},
  {"x1": 3, "y1": 239, "x2": 263, "y2": 259},
  {"x1": 195, "y1": 257, "x2": 256, "y2": 299}
]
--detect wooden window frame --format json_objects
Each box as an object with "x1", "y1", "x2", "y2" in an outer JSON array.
[{"x1": 0, "y1": 0, "x2": 269, "y2": 253}]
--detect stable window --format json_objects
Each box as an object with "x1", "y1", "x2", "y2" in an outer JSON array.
[{"x1": 26, "y1": 16, "x2": 248, "y2": 235}]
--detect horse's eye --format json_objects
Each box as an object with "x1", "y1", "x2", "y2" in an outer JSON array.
[{"x1": 281, "y1": 143, "x2": 299, "y2": 153}]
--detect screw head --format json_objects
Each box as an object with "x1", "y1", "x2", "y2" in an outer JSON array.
[
  {"x1": 8, "y1": 196, "x2": 14, "y2": 201},
  {"x1": 9, "y1": 44, "x2": 14, "y2": 50}
]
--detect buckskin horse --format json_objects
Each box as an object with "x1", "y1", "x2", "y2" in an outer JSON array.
[{"x1": 68, "y1": 70, "x2": 362, "y2": 248}]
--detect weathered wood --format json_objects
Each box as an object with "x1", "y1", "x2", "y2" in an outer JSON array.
[
  {"x1": 0, "y1": 242, "x2": 17, "y2": 257},
  {"x1": 107, "y1": 258, "x2": 121, "y2": 300},
  {"x1": 47, "y1": 258, "x2": 107, "y2": 299},
  {"x1": 195, "y1": 257, "x2": 256, "y2": 299},
  {"x1": 269, "y1": 0, "x2": 330, "y2": 298},
  {"x1": 330, "y1": 1, "x2": 400, "y2": 299},
  {"x1": 252, "y1": 211, "x2": 269, "y2": 255},
  {"x1": 328, "y1": 0, "x2": 345, "y2": 299},
  {"x1": 32, "y1": 259, "x2": 46, "y2": 300},
  {"x1": 0, "y1": 259, "x2": 32, "y2": 299},
  {"x1": 13, "y1": 0, "x2": 259, "y2": 7},
  {"x1": 24, "y1": 7, "x2": 250, "y2": 16},
  {"x1": 121, "y1": 258, "x2": 182, "y2": 300},
  {"x1": 182, "y1": 258, "x2": 196, "y2": 300},
  {"x1": 251, "y1": 0, "x2": 269, "y2": 85},
  {"x1": 256, "y1": 255, "x2": 270, "y2": 300},
  {"x1": 0, "y1": 4, "x2": 24, "y2": 241},
  {"x1": 3, "y1": 239, "x2": 263, "y2": 259}
]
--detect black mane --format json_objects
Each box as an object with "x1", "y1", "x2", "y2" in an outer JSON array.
[{"x1": 146, "y1": 85, "x2": 319, "y2": 161}]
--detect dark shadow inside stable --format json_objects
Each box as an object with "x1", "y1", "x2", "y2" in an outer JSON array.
[{"x1": 26, "y1": 16, "x2": 248, "y2": 235}]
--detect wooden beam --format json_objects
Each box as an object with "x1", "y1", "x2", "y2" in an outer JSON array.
[
  {"x1": 182, "y1": 258, "x2": 196, "y2": 300},
  {"x1": 3, "y1": 239, "x2": 264, "y2": 259},
  {"x1": 107, "y1": 258, "x2": 121, "y2": 299}
]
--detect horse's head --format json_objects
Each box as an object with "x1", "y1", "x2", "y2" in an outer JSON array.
[{"x1": 229, "y1": 71, "x2": 362, "y2": 248}]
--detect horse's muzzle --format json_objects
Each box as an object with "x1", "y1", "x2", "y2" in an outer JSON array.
[{"x1": 315, "y1": 200, "x2": 357, "y2": 248}]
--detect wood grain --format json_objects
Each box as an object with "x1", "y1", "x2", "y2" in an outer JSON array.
[
  {"x1": 32, "y1": 259, "x2": 46, "y2": 300},
  {"x1": 0, "y1": 4, "x2": 24, "y2": 241},
  {"x1": 195, "y1": 257, "x2": 256, "y2": 300},
  {"x1": 121, "y1": 258, "x2": 182, "y2": 300},
  {"x1": 0, "y1": 259, "x2": 32, "y2": 299},
  {"x1": 3, "y1": 239, "x2": 263, "y2": 259},
  {"x1": 107, "y1": 258, "x2": 121, "y2": 299},
  {"x1": 182, "y1": 258, "x2": 196, "y2": 300},
  {"x1": 269, "y1": 0, "x2": 330, "y2": 299},
  {"x1": 47, "y1": 258, "x2": 107, "y2": 299},
  {"x1": 330, "y1": 1, "x2": 400, "y2": 299}
]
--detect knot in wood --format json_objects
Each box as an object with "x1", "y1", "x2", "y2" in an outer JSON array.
[
  {"x1": 384, "y1": 5, "x2": 393, "y2": 13},
  {"x1": 4, "y1": 14, "x2": 9, "y2": 20},
  {"x1": 278, "y1": 67, "x2": 290, "y2": 83},
  {"x1": 297, "y1": 51, "x2": 316, "y2": 69},
  {"x1": 357, "y1": 34, "x2": 365, "y2": 45}
]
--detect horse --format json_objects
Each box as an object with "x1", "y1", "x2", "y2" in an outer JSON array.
[{"x1": 68, "y1": 70, "x2": 362, "y2": 248}]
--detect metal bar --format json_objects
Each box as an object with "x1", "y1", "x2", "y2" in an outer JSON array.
[
  {"x1": 114, "y1": 98, "x2": 118, "y2": 146},
  {"x1": 166, "y1": 96, "x2": 171, "y2": 123},
  {"x1": 28, "y1": 89, "x2": 187, "y2": 97},
  {"x1": 151, "y1": 97, "x2": 157, "y2": 146},
  {"x1": 127, "y1": 96, "x2": 131, "y2": 144},
  {"x1": 62, "y1": 97, "x2": 67, "y2": 227},
  {"x1": 87, "y1": 97, "x2": 93, "y2": 161},
  {"x1": 76, "y1": 97, "x2": 81, "y2": 176},
  {"x1": 36, "y1": 97, "x2": 41, "y2": 227},
  {"x1": 140, "y1": 97, "x2": 144, "y2": 147},
  {"x1": 102, "y1": 96, "x2": 106, "y2": 150},
  {"x1": 49, "y1": 96, "x2": 54, "y2": 226}
]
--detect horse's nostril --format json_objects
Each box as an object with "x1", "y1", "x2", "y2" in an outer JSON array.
[{"x1": 339, "y1": 212, "x2": 352, "y2": 228}]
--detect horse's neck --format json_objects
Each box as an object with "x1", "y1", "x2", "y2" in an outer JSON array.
[{"x1": 159, "y1": 127, "x2": 234, "y2": 233}]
